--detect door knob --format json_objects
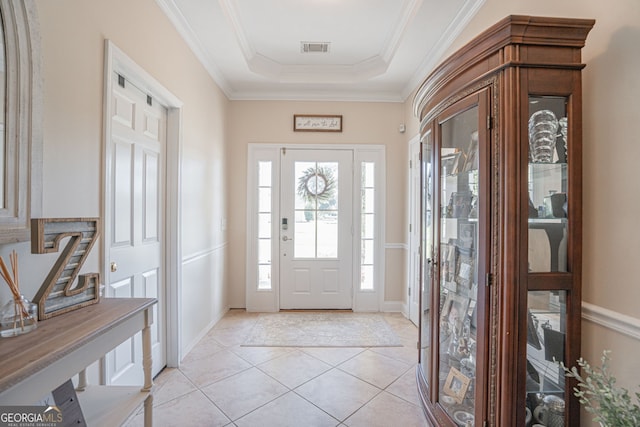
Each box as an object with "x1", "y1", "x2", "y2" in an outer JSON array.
[
  {"x1": 110, "y1": 262, "x2": 118, "y2": 272},
  {"x1": 282, "y1": 236, "x2": 292, "y2": 242}
]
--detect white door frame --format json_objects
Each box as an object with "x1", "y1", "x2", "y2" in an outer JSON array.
[
  {"x1": 246, "y1": 143, "x2": 385, "y2": 312},
  {"x1": 408, "y1": 134, "x2": 421, "y2": 325},
  {"x1": 102, "y1": 40, "x2": 183, "y2": 369}
]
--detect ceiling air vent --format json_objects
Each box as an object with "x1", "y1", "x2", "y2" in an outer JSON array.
[{"x1": 301, "y1": 42, "x2": 330, "y2": 53}]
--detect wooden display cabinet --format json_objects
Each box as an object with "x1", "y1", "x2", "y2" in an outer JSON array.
[{"x1": 413, "y1": 16, "x2": 594, "y2": 426}]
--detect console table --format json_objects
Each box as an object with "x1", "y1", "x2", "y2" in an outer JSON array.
[{"x1": 0, "y1": 298, "x2": 156, "y2": 426}]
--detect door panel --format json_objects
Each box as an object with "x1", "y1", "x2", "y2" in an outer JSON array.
[
  {"x1": 280, "y1": 149, "x2": 353, "y2": 309},
  {"x1": 143, "y1": 150, "x2": 160, "y2": 242},
  {"x1": 106, "y1": 74, "x2": 166, "y2": 384},
  {"x1": 113, "y1": 139, "x2": 134, "y2": 245}
]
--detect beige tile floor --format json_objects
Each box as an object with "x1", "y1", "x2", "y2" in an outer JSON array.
[{"x1": 125, "y1": 310, "x2": 430, "y2": 427}]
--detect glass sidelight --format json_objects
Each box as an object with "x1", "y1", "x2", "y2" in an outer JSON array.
[
  {"x1": 258, "y1": 161, "x2": 273, "y2": 290},
  {"x1": 360, "y1": 162, "x2": 375, "y2": 291}
]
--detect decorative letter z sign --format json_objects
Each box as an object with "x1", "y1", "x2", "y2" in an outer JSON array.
[{"x1": 31, "y1": 218, "x2": 101, "y2": 320}]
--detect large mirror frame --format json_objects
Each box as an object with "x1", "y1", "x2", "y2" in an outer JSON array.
[{"x1": 0, "y1": 0, "x2": 42, "y2": 243}]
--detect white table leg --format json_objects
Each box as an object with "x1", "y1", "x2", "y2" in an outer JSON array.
[
  {"x1": 76, "y1": 369, "x2": 87, "y2": 391},
  {"x1": 141, "y1": 308, "x2": 153, "y2": 392},
  {"x1": 141, "y1": 308, "x2": 154, "y2": 426},
  {"x1": 143, "y1": 394, "x2": 153, "y2": 427}
]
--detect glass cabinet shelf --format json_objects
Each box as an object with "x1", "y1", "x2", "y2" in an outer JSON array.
[{"x1": 528, "y1": 218, "x2": 566, "y2": 224}]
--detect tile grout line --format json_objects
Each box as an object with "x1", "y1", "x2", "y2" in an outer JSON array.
[{"x1": 124, "y1": 311, "x2": 425, "y2": 426}]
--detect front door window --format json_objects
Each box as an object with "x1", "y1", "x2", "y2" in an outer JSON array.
[{"x1": 294, "y1": 162, "x2": 339, "y2": 259}]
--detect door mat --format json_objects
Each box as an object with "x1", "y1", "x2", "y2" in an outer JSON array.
[{"x1": 242, "y1": 312, "x2": 402, "y2": 347}]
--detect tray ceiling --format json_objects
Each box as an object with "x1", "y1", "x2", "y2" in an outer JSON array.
[{"x1": 156, "y1": 0, "x2": 484, "y2": 101}]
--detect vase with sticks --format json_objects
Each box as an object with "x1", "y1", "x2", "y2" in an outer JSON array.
[{"x1": 0, "y1": 250, "x2": 37, "y2": 337}]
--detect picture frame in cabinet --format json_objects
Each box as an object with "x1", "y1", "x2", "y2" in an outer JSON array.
[
  {"x1": 441, "y1": 151, "x2": 462, "y2": 176},
  {"x1": 457, "y1": 222, "x2": 476, "y2": 250},
  {"x1": 461, "y1": 131, "x2": 479, "y2": 172},
  {"x1": 441, "y1": 239, "x2": 458, "y2": 285},
  {"x1": 469, "y1": 300, "x2": 477, "y2": 331},
  {"x1": 527, "y1": 309, "x2": 543, "y2": 350},
  {"x1": 443, "y1": 366, "x2": 471, "y2": 404},
  {"x1": 543, "y1": 192, "x2": 567, "y2": 218},
  {"x1": 542, "y1": 327, "x2": 565, "y2": 362},
  {"x1": 455, "y1": 251, "x2": 475, "y2": 289},
  {"x1": 449, "y1": 192, "x2": 473, "y2": 218},
  {"x1": 440, "y1": 292, "x2": 470, "y2": 339}
]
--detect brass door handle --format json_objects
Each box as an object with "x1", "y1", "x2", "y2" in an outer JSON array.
[{"x1": 110, "y1": 262, "x2": 118, "y2": 272}]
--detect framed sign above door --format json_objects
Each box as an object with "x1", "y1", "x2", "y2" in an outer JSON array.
[{"x1": 293, "y1": 115, "x2": 342, "y2": 132}]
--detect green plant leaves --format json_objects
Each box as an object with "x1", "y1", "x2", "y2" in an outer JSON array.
[{"x1": 561, "y1": 350, "x2": 640, "y2": 427}]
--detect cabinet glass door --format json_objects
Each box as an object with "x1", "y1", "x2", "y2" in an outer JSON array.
[
  {"x1": 527, "y1": 96, "x2": 568, "y2": 273},
  {"x1": 437, "y1": 104, "x2": 480, "y2": 423},
  {"x1": 526, "y1": 290, "x2": 567, "y2": 418},
  {"x1": 526, "y1": 96, "x2": 570, "y2": 425},
  {"x1": 419, "y1": 129, "x2": 433, "y2": 389}
]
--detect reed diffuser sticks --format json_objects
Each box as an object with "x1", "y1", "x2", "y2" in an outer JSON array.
[{"x1": 0, "y1": 250, "x2": 32, "y2": 333}]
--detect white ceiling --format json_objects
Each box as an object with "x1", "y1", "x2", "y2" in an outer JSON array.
[{"x1": 156, "y1": 0, "x2": 485, "y2": 102}]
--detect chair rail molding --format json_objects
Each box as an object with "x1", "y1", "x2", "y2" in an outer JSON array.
[
  {"x1": 582, "y1": 301, "x2": 640, "y2": 341},
  {"x1": 385, "y1": 243, "x2": 408, "y2": 250}
]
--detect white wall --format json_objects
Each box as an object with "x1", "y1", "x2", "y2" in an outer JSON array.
[{"x1": 0, "y1": 0, "x2": 229, "y2": 361}]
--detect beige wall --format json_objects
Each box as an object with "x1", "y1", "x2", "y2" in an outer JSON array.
[
  {"x1": 404, "y1": 0, "x2": 640, "y2": 423},
  {"x1": 403, "y1": 88, "x2": 421, "y2": 139},
  {"x1": 0, "y1": 0, "x2": 229, "y2": 358},
  {"x1": 227, "y1": 100, "x2": 408, "y2": 307}
]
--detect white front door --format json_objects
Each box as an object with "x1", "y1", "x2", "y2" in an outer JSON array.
[
  {"x1": 408, "y1": 137, "x2": 421, "y2": 325},
  {"x1": 279, "y1": 149, "x2": 353, "y2": 309},
  {"x1": 105, "y1": 73, "x2": 167, "y2": 385}
]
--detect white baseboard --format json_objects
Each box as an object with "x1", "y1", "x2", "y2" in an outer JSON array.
[
  {"x1": 180, "y1": 306, "x2": 229, "y2": 364},
  {"x1": 400, "y1": 302, "x2": 409, "y2": 319},
  {"x1": 381, "y1": 300, "x2": 404, "y2": 313},
  {"x1": 582, "y1": 302, "x2": 640, "y2": 341}
]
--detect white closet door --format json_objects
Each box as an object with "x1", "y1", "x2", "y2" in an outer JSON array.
[{"x1": 106, "y1": 73, "x2": 167, "y2": 384}]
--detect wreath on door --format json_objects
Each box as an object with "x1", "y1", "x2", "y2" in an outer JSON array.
[{"x1": 296, "y1": 166, "x2": 336, "y2": 205}]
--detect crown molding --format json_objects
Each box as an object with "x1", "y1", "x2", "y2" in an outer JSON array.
[
  {"x1": 155, "y1": 0, "x2": 234, "y2": 98},
  {"x1": 227, "y1": 89, "x2": 405, "y2": 103},
  {"x1": 380, "y1": 0, "x2": 423, "y2": 63},
  {"x1": 218, "y1": 0, "x2": 254, "y2": 63},
  {"x1": 402, "y1": 0, "x2": 485, "y2": 102}
]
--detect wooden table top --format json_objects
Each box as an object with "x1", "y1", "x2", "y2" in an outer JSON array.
[{"x1": 0, "y1": 298, "x2": 156, "y2": 393}]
